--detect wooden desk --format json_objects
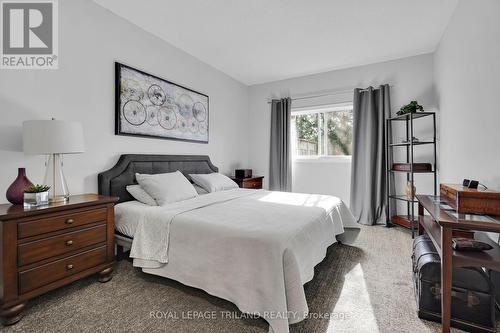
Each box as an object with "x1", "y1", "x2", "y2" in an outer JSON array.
[{"x1": 416, "y1": 195, "x2": 500, "y2": 333}]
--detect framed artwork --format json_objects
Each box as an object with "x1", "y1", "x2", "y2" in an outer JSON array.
[{"x1": 115, "y1": 62, "x2": 209, "y2": 143}]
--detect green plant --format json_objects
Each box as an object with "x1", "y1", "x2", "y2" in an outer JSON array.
[
  {"x1": 24, "y1": 184, "x2": 51, "y2": 193},
  {"x1": 397, "y1": 101, "x2": 424, "y2": 115},
  {"x1": 295, "y1": 113, "x2": 319, "y2": 143}
]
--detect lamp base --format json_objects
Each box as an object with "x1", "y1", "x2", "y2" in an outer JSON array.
[
  {"x1": 44, "y1": 154, "x2": 70, "y2": 202},
  {"x1": 49, "y1": 195, "x2": 68, "y2": 203}
]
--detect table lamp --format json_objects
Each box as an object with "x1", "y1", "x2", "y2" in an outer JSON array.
[{"x1": 23, "y1": 119, "x2": 85, "y2": 203}]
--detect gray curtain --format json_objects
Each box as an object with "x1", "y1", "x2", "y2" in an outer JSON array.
[
  {"x1": 350, "y1": 85, "x2": 393, "y2": 225},
  {"x1": 269, "y1": 98, "x2": 292, "y2": 191}
]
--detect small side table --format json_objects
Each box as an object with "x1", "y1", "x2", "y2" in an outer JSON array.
[
  {"x1": 416, "y1": 194, "x2": 500, "y2": 333},
  {"x1": 0, "y1": 194, "x2": 118, "y2": 325},
  {"x1": 230, "y1": 176, "x2": 264, "y2": 189}
]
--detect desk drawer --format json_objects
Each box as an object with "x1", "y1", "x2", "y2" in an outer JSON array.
[
  {"x1": 242, "y1": 179, "x2": 262, "y2": 189},
  {"x1": 18, "y1": 207, "x2": 107, "y2": 239},
  {"x1": 18, "y1": 224, "x2": 106, "y2": 266},
  {"x1": 19, "y1": 246, "x2": 107, "y2": 294}
]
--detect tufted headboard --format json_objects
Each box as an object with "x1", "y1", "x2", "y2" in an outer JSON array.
[{"x1": 98, "y1": 154, "x2": 219, "y2": 203}]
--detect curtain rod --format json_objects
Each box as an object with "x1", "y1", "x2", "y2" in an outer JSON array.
[{"x1": 266, "y1": 85, "x2": 394, "y2": 104}]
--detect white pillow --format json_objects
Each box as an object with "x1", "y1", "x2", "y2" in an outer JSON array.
[
  {"x1": 136, "y1": 171, "x2": 198, "y2": 205},
  {"x1": 126, "y1": 185, "x2": 157, "y2": 206},
  {"x1": 193, "y1": 184, "x2": 208, "y2": 195},
  {"x1": 189, "y1": 173, "x2": 239, "y2": 193}
]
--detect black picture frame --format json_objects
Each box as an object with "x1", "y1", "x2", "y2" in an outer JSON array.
[{"x1": 115, "y1": 62, "x2": 209, "y2": 143}]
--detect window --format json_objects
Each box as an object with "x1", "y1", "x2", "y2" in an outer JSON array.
[{"x1": 291, "y1": 104, "x2": 353, "y2": 158}]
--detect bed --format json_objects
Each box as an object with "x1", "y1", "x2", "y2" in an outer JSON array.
[{"x1": 98, "y1": 154, "x2": 360, "y2": 333}]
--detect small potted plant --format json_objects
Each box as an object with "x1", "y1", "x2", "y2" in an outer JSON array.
[
  {"x1": 24, "y1": 184, "x2": 50, "y2": 207},
  {"x1": 397, "y1": 101, "x2": 424, "y2": 116}
]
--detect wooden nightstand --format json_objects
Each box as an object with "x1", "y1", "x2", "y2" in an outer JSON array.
[
  {"x1": 0, "y1": 194, "x2": 118, "y2": 326},
  {"x1": 231, "y1": 176, "x2": 264, "y2": 189}
]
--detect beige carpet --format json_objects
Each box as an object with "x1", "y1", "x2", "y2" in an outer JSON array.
[{"x1": 3, "y1": 225, "x2": 468, "y2": 333}]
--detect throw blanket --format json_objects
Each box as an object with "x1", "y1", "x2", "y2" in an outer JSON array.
[{"x1": 129, "y1": 189, "x2": 359, "y2": 333}]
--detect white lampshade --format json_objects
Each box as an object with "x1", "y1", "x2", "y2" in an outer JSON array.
[{"x1": 23, "y1": 119, "x2": 85, "y2": 154}]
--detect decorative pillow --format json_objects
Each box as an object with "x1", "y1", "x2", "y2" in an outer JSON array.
[
  {"x1": 189, "y1": 173, "x2": 239, "y2": 193},
  {"x1": 126, "y1": 185, "x2": 157, "y2": 206},
  {"x1": 136, "y1": 171, "x2": 198, "y2": 206},
  {"x1": 193, "y1": 184, "x2": 209, "y2": 195}
]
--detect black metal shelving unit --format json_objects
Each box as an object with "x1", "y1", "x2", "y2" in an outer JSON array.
[{"x1": 385, "y1": 111, "x2": 437, "y2": 237}]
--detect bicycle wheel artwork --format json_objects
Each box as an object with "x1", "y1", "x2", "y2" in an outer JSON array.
[
  {"x1": 146, "y1": 106, "x2": 159, "y2": 126},
  {"x1": 122, "y1": 101, "x2": 146, "y2": 126},
  {"x1": 188, "y1": 118, "x2": 199, "y2": 133},
  {"x1": 192, "y1": 102, "x2": 207, "y2": 122},
  {"x1": 148, "y1": 84, "x2": 166, "y2": 106},
  {"x1": 199, "y1": 122, "x2": 207, "y2": 135},
  {"x1": 121, "y1": 79, "x2": 144, "y2": 101},
  {"x1": 157, "y1": 106, "x2": 177, "y2": 130},
  {"x1": 177, "y1": 94, "x2": 194, "y2": 119},
  {"x1": 115, "y1": 62, "x2": 209, "y2": 143}
]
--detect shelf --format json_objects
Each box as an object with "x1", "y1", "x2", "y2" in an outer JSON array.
[
  {"x1": 389, "y1": 195, "x2": 418, "y2": 203},
  {"x1": 417, "y1": 214, "x2": 500, "y2": 271},
  {"x1": 392, "y1": 215, "x2": 417, "y2": 229},
  {"x1": 388, "y1": 111, "x2": 435, "y2": 121},
  {"x1": 390, "y1": 169, "x2": 435, "y2": 174},
  {"x1": 389, "y1": 141, "x2": 435, "y2": 147},
  {"x1": 386, "y1": 109, "x2": 437, "y2": 238}
]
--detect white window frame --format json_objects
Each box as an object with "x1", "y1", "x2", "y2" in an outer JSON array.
[{"x1": 291, "y1": 102, "x2": 353, "y2": 163}]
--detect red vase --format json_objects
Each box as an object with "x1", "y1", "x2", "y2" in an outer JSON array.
[{"x1": 6, "y1": 168, "x2": 33, "y2": 205}]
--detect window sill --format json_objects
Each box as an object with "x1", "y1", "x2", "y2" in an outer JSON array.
[{"x1": 293, "y1": 156, "x2": 352, "y2": 164}]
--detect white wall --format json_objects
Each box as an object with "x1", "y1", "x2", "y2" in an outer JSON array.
[
  {"x1": 0, "y1": 0, "x2": 249, "y2": 203},
  {"x1": 434, "y1": 0, "x2": 500, "y2": 189},
  {"x1": 293, "y1": 160, "x2": 352, "y2": 205},
  {"x1": 248, "y1": 54, "x2": 436, "y2": 205}
]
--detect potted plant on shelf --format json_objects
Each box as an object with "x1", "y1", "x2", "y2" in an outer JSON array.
[
  {"x1": 24, "y1": 184, "x2": 50, "y2": 207},
  {"x1": 397, "y1": 101, "x2": 424, "y2": 116}
]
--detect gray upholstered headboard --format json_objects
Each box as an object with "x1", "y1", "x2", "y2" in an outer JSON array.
[{"x1": 98, "y1": 154, "x2": 218, "y2": 203}]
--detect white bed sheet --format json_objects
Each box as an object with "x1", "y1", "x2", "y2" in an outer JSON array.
[
  {"x1": 122, "y1": 189, "x2": 359, "y2": 333},
  {"x1": 114, "y1": 200, "x2": 149, "y2": 238}
]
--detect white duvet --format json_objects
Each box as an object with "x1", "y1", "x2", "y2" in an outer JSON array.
[{"x1": 128, "y1": 189, "x2": 359, "y2": 333}]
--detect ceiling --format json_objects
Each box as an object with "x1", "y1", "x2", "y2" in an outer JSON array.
[{"x1": 94, "y1": 0, "x2": 458, "y2": 85}]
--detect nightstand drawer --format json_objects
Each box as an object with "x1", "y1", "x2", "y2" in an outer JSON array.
[
  {"x1": 231, "y1": 176, "x2": 264, "y2": 189},
  {"x1": 18, "y1": 207, "x2": 107, "y2": 239},
  {"x1": 18, "y1": 224, "x2": 106, "y2": 266},
  {"x1": 242, "y1": 179, "x2": 262, "y2": 189},
  {"x1": 19, "y1": 246, "x2": 107, "y2": 294}
]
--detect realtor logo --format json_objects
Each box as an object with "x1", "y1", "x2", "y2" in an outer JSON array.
[{"x1": 1, "y1": 0, "x2": 58, "y2": 69}]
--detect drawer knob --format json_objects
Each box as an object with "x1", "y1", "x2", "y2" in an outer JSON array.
[
  {"x1": 66, "y1": 240, "x2": 74, "y2": 246},
  {"x1": 65, "y1": 218, "x2": 74, "y2": 224},
  {"x1": 66, "y1": 264, "x2": 74, "y2": 270}
]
